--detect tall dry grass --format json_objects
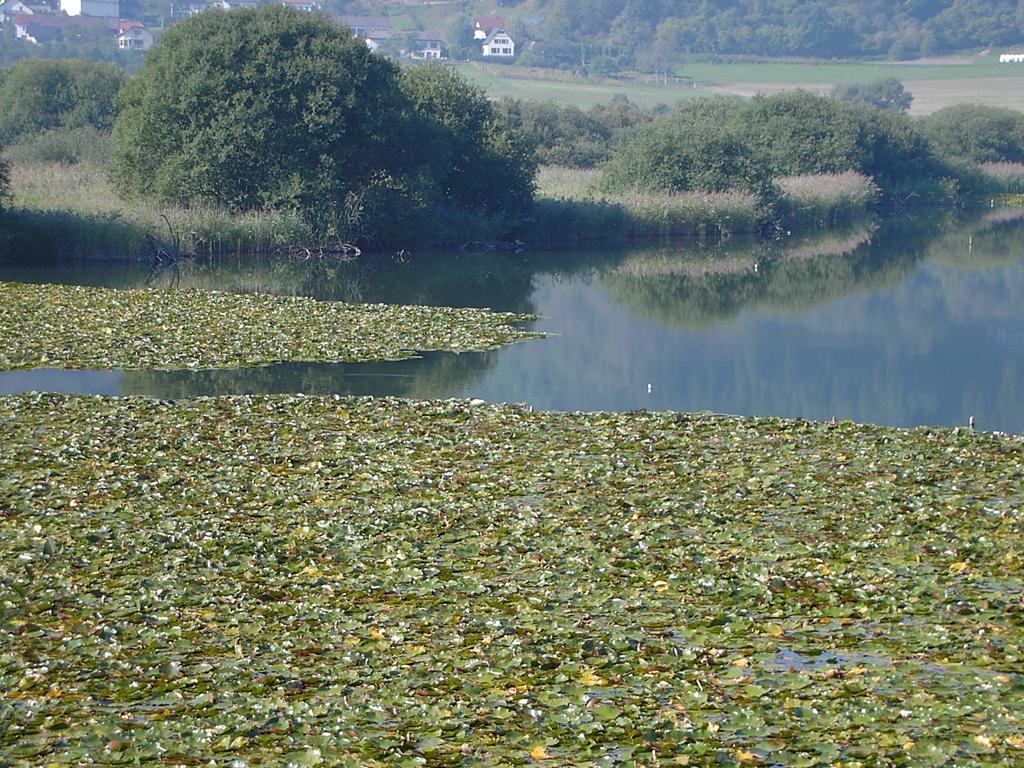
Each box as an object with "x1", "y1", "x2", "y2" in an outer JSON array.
[
  {"x1": 533, "y1": 166, "x2": 877, "y2": 242},
  {"x1": 4, "y1": 162, "x2": 314, "y2": 259},
  {"x1": 777, "y1": 172, "x2": 878, "y2": 226},
  {"x1": 977, "y1": 162, "x2": 1024, "y2": 194}
]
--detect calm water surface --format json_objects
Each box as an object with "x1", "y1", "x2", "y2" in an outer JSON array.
[{"x1": 3, "y1": 211, "x2": 1023, "y2": 432}]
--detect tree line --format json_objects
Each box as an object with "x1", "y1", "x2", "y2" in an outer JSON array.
[
  {"x1": 1, "y1": 7, "x2": 1023, "y2": 241},
  {"x1": 504, "y1": 0, "x2": 1024, "y2": 71}
]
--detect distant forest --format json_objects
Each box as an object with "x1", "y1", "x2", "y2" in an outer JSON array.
[{"x1": 445, "y1": 0, "x2": 1024, "y2": 69}]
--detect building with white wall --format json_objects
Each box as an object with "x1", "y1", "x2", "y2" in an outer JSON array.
[{"x1": 60, "y1": 0, "x2": 117, "y2": 17}]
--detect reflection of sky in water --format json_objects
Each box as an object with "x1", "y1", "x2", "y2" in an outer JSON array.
[
  {"x1": 2, "y1": 215, "x2": 1024, "y2": 433},
  {"x1": 0, "y1": 368, "x2": 122, "y2": 396}
]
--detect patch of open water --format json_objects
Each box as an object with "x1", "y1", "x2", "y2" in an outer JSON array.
[{"x1": 3, "y1": 211, "x2": 1023, "y2": 432}]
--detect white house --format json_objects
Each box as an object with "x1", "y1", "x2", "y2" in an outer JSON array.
[
  {"x1": 481, "y1": 28, "x2": 514, "y2": 57},
  {"x1": 0, "y1": 1, "x2": 51, "y2": 23},
  {"x1": 116, "y1": 19, "x2": 152, "y2": 49},
  {"x1": 60, "y1": 0, "x2": 117, "y2": 16},
  {"x1": 999, "y1": 53, "x2": 1024, "y2": 63},
  {"x1": 409, "y1": 30, "x2": 447, "y2": 60},
  {"x1": 280, "y1": 0, "x2": 316, "y2": 12}
]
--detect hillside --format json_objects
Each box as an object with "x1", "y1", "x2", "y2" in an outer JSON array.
[{"x1": 335, "y1": 0, "x2": 1024, "y2": 70}]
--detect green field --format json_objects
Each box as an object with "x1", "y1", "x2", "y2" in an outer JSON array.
[
  {"x1": 455, "y1": 63, "x2": 712, "y2": 108},
  {"x1": 679, "y1": 55, "x2": 1021, "y2": 84},
  {"x1": 456, "y1": 57, "x2": 1024, "y2": 113}
]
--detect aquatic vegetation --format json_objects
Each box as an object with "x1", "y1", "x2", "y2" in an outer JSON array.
[
  {"x1": 0, "y1": 282, "x2": 540, "y2": 370},
  {"x1": 1, "y1": 394, "x2": 1023, "y2": 765}
]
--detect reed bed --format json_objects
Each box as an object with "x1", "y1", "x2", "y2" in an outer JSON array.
[
  {"x1": 532, "y1": 166, "x2": 877, "y2": 242},
  {"x1": 777, "y1": 171, "x2": 879, "y2": 225},
  {"x1": 978, "y1": 162, "x2": 1024, "y2": 194},
  {"x1": 533, "y1": 165, "x2": 759, "y2": 240},
  {"x1": 4, "y1": 162, "x2": 314, "y2": 259}
]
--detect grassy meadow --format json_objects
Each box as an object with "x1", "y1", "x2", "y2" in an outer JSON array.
[{"x1": 457, "y1": 57, "x2": 1024, "y2": 114}]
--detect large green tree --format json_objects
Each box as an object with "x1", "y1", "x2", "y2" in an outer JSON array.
[
  {"x1": 0, "y1": 59, "x2": 124, "y2": 143},
  {"x1": 111, "y1": 6, "x2": 406, "y2": 216},
  {"x1": 399, "y1": 66, "x2": 535, "y2": 218},
  {"x1": 111, "y1": 8, "x2": 534, "y2": 239}
]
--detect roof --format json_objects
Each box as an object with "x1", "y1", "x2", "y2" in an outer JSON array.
[
  {"x1": 474, "y1": 15, "x2": 507, "y2": 31},
  {"x1": 118, "y1": 19, "x2": 146, "y2": 31},
  {"x1": 483, "y1": 28, "x2": 513, "y2": 44},
  {"x1": 414, "y1": 29, "x2": 446, "y2": 43},
  {"x1": 18, "y1": 21, "x2": 61, "y2": 40},
  {"x1": 13, "y1": 11, "x2": 117, "y2": 28}
]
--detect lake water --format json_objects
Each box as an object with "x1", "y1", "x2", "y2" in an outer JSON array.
[{"x1": 3, "y1": 209, "x2": 1024, "y2": 433}]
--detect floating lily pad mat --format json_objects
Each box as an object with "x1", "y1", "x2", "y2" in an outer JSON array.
[
  {"x1": 0, "y1": 281, "x2": 540, "y2": 370},
  {"x1": 2, "y1": 394, "x2": 1024, "y2": 766}
]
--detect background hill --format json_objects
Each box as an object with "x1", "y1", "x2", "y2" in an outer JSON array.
[{"x1": 332, "y1": 0, "x2": 1024, "y2": 70}]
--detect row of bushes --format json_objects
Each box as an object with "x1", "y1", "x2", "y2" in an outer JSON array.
[
  {"x1": 2, "y1": 24, "x2": 1024, "y2": 248},
  {"x1": 595, "y1": 94, "x2": 1024, "y2": 218}
]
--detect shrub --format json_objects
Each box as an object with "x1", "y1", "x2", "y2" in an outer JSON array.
[
  {"x1": 399, "y1": 66, "x2": 535, "y2": 219},
  {"x1": 600, "y1": 99, "x2": 769, "y2": 194},
  {"x1": 494, "y1": 100, "x2": 612, "y2": 167},
  {"x1": 832, "y1": 78, "x2": 913, "y2": 112},
  {"x1": 2, "y1": 126, "x2": 114, "y2": 166},
  {"x1": 0, "y1": 59, "x2": 124, "y2": 143},
  {"x1": 920, "y1": 105, "x2": 1024, "y2": 164}
]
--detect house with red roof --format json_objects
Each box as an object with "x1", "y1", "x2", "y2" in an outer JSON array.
[
  {"x1": 116, "y1": 19, "x2": 152, "y2": 50},
  {"x1": 473, "y1": 15, "x2": 506, "y2": 40}
]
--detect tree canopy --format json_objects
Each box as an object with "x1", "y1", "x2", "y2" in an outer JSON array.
[
  {"x1": 0, "y1": 59, "x2": 124, "y2": 143},
  {"x1": 110, "y1": 6, "x2": 534, "y2": 239},
  {"x1": 505, "y1": 0, "x2": 1024, "y2": 69},
  {"x1": 599, "y1": 92, "x2": 943, "y2": 197},
  {"x1": 920, "y1": 104, "x2": 1024, "y2": 163},
  {"x1": 832, "y1": 78, "x2": 913, "y2": 112}
]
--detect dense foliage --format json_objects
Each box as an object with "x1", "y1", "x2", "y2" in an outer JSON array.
[
  {"x1": 504, "y1": 0, "x2": 1024, "y2": 70},
  {"x1": 921, "y1": 104, "x2": 1024, "y2": 163},
  {"x1": 0, "y1": 156, "x2": 8, "y2": 214},
  {"x1": 600, "y1": 99, "x2": 775, "y2": 197},
  {"x1": 0, "y1": 59, "x2": 124, "y2": 143},
  {"x1": 111, "y1": 7, "x2": 533, "y2": 240},
  {"x1": 399, "y1": 66, "x2": 536, "y2": 219},
  {"x1": 832, "y1": 77, "x2": 913, "y2": 112},
  {"x1": 494, "y1": 97, "x2": 650, "y2": 167},
  {"x1": 600, "y1": 92, "x2": 944, "y2": 199}
]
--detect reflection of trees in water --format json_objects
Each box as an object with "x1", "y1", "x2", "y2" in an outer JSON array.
[
  {"x1": 600, "y1": 212, "x2": 1024, "y2": 331},
  {"x1": 599, "y1": 216, "x2": 950, "y2": 327},
  {"x1": 926, "y1": 211, "x2": 1024, "y2": 269},
  {"x1": 120, "y1": 350, "x2": 501, "y2": 400}
]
